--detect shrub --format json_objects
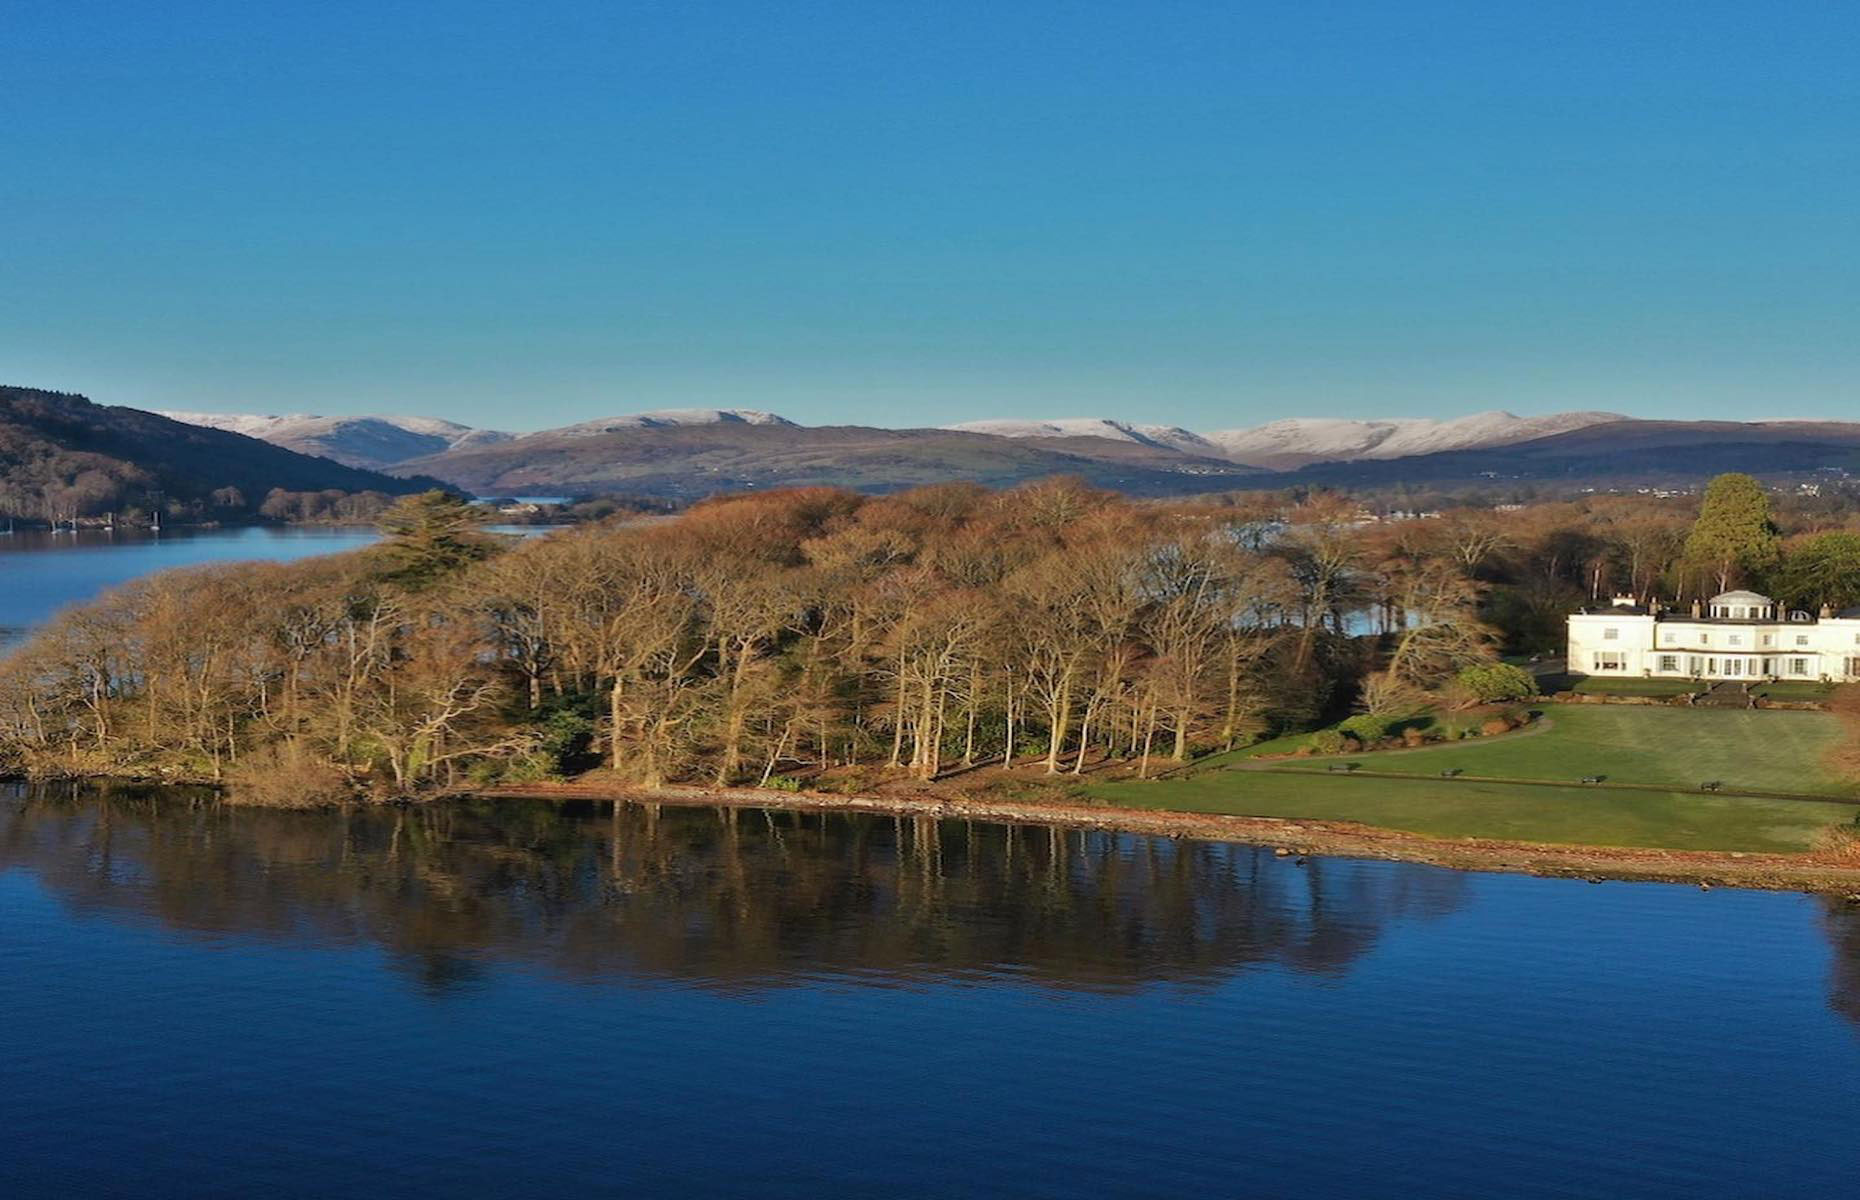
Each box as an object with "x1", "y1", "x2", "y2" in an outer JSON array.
[
  {"x1": 1401, "y1": 726, "x2": 1428, "y2": 747},
  {"x1": 1337, "y1": 714, "x2": 1393, "y2": 743},
  {"x1": 1480, "y1": 718, "x2": 1514, "y2": 736},
  {"x1": 762, "y1": 774, "x2": 804, "y2": 792},
  {"x1": 226, "y1": 746, "x2": 353, "y2": 808},
  {"x1": 1307, "y1": 729, "x2": 1348, "y2": 755},
  {"x1": 537, "y1": 709, "x2": 598, "y2": 774},
  {"x1": 1456, "y1": 662, "x2": 1539, "y2": 704}
]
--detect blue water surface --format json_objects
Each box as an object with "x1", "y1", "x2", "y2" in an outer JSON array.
[{"x1": 0, "y1": 788, "x2": 1855, "y2": 1199}]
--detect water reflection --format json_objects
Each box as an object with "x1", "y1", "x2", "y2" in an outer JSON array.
[
  {"x1": 1821, "y1": 899, "x2": 1860, "y2": 1029},
  {"x1": 0, "y1": 781, "x2": 1472, "y2": 994}
]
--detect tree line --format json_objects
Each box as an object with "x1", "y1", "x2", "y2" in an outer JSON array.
[{"x1": 0, "y1": 472, "x2": 1848, "y2": 800}]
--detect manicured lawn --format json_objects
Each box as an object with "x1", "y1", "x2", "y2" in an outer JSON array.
[
  {"x1": 1262, "y1": 705, "x2": 1855, "y2": 797},
  {"x1": 1562, "y1": 676, "x2": 1697, "y2": 697},
  {"x1": 1555, "y1": 674, "x2": 1833, "y2": 701},
  {"x1": 1088, "y1": 771, "x2": 1853, "y2": 853},
  {"x1": 1088, "y1": 704, "x2": 1860, "y2": 853},
  {"x1": 1751, "y1": 680, "x2": 1837, "y2": 701}
]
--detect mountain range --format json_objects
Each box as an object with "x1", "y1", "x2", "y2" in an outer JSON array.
[
  {"x1": 159, "y1": 406, "x2": 1628, "y2": 473},
  {"x1": 38, "y1": 398, "x2": 1860, "y2": 504}
]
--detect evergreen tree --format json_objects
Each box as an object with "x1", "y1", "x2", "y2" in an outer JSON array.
[
  {"x1": 1682, "y1": 473, "x2": 1779, "y2": 594},
  {"x1": 373, "y1": 490, "x2": 494, "y2": 589},
  {"x1": 1773, "y1": 531, "x2": 1860, "y2": 613}
]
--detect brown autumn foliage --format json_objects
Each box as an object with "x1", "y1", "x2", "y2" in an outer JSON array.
[{"x1": 0, "y1": 480, "x2": 1549, "y2": 798}]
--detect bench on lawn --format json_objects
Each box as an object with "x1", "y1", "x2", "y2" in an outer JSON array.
[
  {"x1": 1326, "y1": 763, "x2": 1359, "y2": 773},
  {"x1": 1700, "y1": 780, "x2": 1723, "y2": 792},
  {"x1": 1580, "y1": 775, "x2": 1606, "y2": 785}
]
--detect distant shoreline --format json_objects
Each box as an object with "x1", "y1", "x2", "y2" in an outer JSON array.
[{"x1": 476, "y1": 779, "x2": 1860, "y2": 897}]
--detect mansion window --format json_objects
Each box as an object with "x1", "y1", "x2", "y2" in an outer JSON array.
[
  {"x1": 1700, "y1": 633, "x2": 1710, "y2": 645},
  {"x1": 1791, "y1": 658, "x2": 1811, "y2": 675},
  {"x1": 1658, "y1": 655, "x2": 1679, "y2": 672},
  {"x1": 1762, "y1": 634, "x2": 1774, "y2": 647},
  {"x1": 1728, "y1": 634, "x2": 1742, "y2": 646},
  {"x1": 1592, "y1": 652, "x2": 1627, "y2": 671},
  {"x1": 1602, "y1": 627, "x2": 1619, "y2": 640},
  {"x1": 1798, "y1": 635, "x2": 1810, "y2": 646}
]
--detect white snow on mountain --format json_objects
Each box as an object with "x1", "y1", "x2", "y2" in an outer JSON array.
[
  {"x1": 160, "y1": 411, "x2": 508, "y2": 470},
  {"x1": 942, "y1": 418, "x2": 1220, "y2": 456},
  {"x1": 1202, "y1": 410, "x2": 1624, "y2": 468},
  {"x1": 535, "y1": 409, "x2": 797, "y2": 438},
  {"x1": 163, "y1": 404, "x2": 1626, "y2": 474}
]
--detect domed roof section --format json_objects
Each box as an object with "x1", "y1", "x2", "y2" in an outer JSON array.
[{"x1": 1710, "y1": 590, "x2": 1772, "y2": 606}]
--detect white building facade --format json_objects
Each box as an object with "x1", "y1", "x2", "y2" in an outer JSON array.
[{"x1": 1567, "y1": 590, "x2": 1860, "y2": 683}]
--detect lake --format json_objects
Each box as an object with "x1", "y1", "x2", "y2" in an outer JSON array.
[
  {"x1": 1, "y1": 782, "x2": 1858, "y2": 1197},
  {"x1": 0, "y1": 523, "x2": 548, "y2": 649},
  {"x1": 0, "y1": 526, "x2": 380, "y2": 648}
]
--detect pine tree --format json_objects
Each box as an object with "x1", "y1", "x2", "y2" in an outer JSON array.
[
  {"x1": 373, "y1": 490, "x2": 494, "y2": 590},
  {"x1": 1682, "y1": 473, "x2": 1779, "y2": 594}
]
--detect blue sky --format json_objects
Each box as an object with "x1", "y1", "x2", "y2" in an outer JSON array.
[{"x1": 4, "y1": 1, "x2": 1857, "y2": 432}]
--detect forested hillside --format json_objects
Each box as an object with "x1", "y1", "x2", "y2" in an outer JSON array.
[{"x1": 0, "y1": 386, "x2": 437, "y2": 523}]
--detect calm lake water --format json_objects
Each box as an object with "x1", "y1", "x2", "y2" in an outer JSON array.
[
  {"x1": 0, "y1": 523, "x2": 550, "y2": 649},
  {"x1": 0, "y1": 526, "x2": 381, "y2": 648},
  {"x1": 1, "y1": 782, "x2": 1858, "y2": 1198}
]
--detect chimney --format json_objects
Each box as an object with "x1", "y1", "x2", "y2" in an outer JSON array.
[
  {"x1": 1691, "y1": 599, "x2": 1703, "y2": 618},
  {"x1": 1822, "y1": 603, "x2": 1834, "y2": 619}
]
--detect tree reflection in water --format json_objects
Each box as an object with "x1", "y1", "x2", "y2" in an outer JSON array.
[
  {"x1": 0, "y1": 781, "x2": 1479, "y2": 995},
  {"x1": 1821, "y1": 898, "x2": 1860, "y2": 1030}
]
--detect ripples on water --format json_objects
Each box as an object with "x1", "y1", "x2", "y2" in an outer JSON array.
[{"x1": 1, "y1": 782, "x2": 1857, "y2": 1198}]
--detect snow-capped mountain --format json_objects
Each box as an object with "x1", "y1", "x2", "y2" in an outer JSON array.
[
  {"x1": 159, "y1": 408, "x2": 797, "y2": 467},
  {"x1": 942, "y1": 418, "x2": 1220, "y2": 456},
  {"x1": 159, "y1": 412, "x2": 509, "y2": 470},
  {"x1": 940, "y1": 410, "x2": 1621, "y2": 468},
  {"x1": 534, "y1": 409, "x2": 796, "y2": 439},
  {"x1": 164, "y1": 404, "x2": 1625, "y2": 477},
  {"x1": 1202, "y1": 410, "x2": 1624, "y2": 468}
]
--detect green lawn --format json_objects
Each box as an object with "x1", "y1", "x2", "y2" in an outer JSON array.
[
  {"x1": 1088, "y1": 771, "x2": 1852, "y2": 853},
  {"x1": 1561, "y1": 676, "x2": 1697, "y2": 697},
  {"x1": 1086, "y1": 705, "x2": 1860, "y2": 853},
  {"x1": 1554, "y1": 674, "x2": 1834, "y2": 701},
  {"x1": 1267, "y1": 705, "x2": 1855, "y2": 797}
]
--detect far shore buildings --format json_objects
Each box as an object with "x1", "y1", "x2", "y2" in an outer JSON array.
[{"x1": 1567, "y1": 590, "x2": 1860, "y2": 683}]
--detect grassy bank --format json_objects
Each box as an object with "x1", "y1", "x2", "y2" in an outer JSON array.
[
  {"x1": 1262, "y1": 706, "x2": 1854, "y2": 796},
  {"x1": 1088, "y1": 771, "x2": 1851, "y2": 852},
  {"x1": 1087, "y1": 706, "x2": 1859, "y2": 853}
]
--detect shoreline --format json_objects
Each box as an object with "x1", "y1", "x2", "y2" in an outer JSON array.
[
  {"x1": 15, "y1": 767, "x2": 1860, "y2": 896},
  {"x1": 477, "y1": 778, "x2": 1860, "y2": 897}
]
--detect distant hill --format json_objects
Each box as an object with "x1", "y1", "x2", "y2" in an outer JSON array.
[
  {"x1": 158, "y1": 411, "x2": 511, "y2": 470},
  {"x1": 392, "y1": 421, "x2": 1267, "y2": 499},
  {"x1": 941, "y1": 417, "x2": 1221, "y2": 456},
  {"x1": 0, "y1": 386, "x2": 436, "y2": 522},
  {"x1": 1198, "y1": 410, "x2": 1625, "y2": 469},
  {"x1": 1267, "y1": 419, "x2": 1860, "y2": 488},
  {"x1": 145, "y1": 402, "x2": 1860, "y2": 499}
]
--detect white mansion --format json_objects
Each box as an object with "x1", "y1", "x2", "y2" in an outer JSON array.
[{"x1": 1567, "y1": 590, "x2": 1860, "y2": 683}]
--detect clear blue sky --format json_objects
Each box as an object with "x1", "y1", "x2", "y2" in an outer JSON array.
[{"x1": 5, "y1": 1, "x2": 1857, "y2": 432}]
